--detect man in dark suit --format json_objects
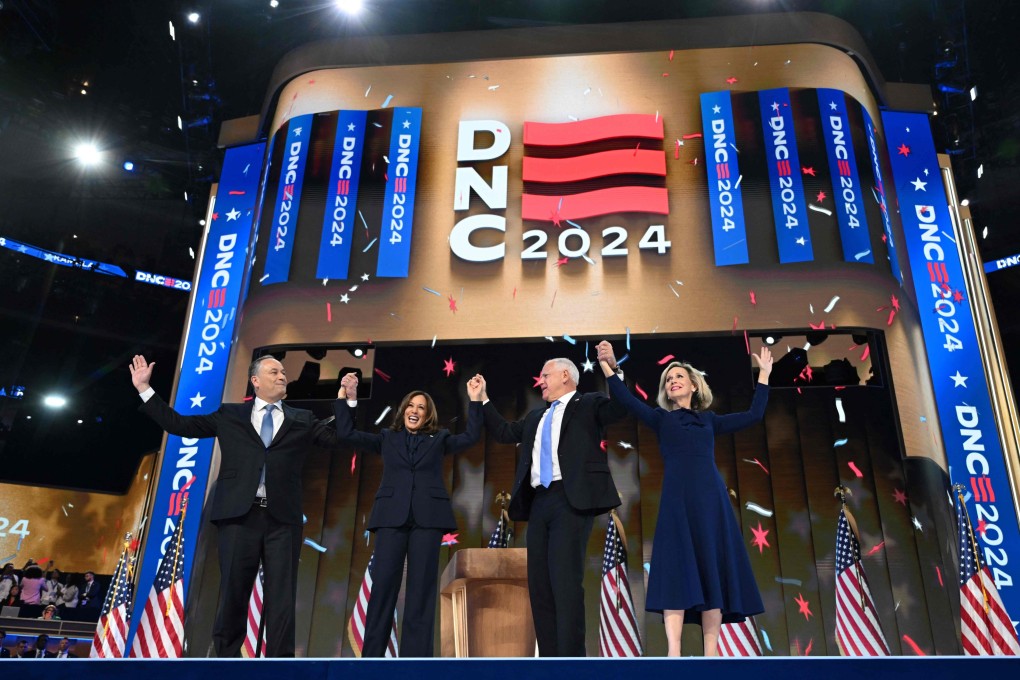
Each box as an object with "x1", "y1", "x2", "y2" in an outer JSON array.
[
  {"x1": 78, "y1": 571, "x2": 103, "y2": 609},
  {"x1": 478, "y1": 358, "x2": 627, "y2": 656},
  {"x1": 0, "y1": 630, "x2": 10, "y2": 658},
  {"x1": 26, "y1": 634, "x2": 55, "y2": 658},
  {"x1": 130, "y1": 354, "x2": 347, "y2": 657}
]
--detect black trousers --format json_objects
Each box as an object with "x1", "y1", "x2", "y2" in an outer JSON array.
[
  {"x1": 362, "y1": 521, "x2": 444, "y2": 657},
  {"x1": 213, "y1": 504, "x2": 302, "y2": 657},
  {"x1": 526, "y1": 482, "x2": 596, "y2": 657}
]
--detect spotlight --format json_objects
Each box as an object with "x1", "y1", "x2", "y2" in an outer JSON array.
[
  {"x1": 187, "y1": 11, "x2": 200, "y2": 23},
  {"x1": 353, "y1": 348, "x2": 364, "y2": 357},
  {"x1": 123, "y1": 161, "x2": 135, "y2": 171},
  {"x1": 43, "y1": 395, "x2": 67, "y2": 408},
  {"x1": 270, "y1": 0, "x2": 279, "y2": 6},
  {"x1": 763, "y1": 335, "x2": 779, "y2": 346},
  {"x1": 961, "y1": 198, "x2": 970, "y2": 207},
  {"x1": 77, "y1": 419, "x2": 84, "y2": 424},
  {"x1": 335, "y1": 0, "x2": 363, "y2": 14},
  {"x1": 73, "y1": 143, "x2": 102, "y2": 166}
]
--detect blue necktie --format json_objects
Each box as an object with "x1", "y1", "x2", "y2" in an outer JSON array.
[
  {"x1": 257, "y1": 404, "x2": 276, "y2": 496},
  {"x1": 539, "y1": 400, "x2": 559, "y2": 488}
]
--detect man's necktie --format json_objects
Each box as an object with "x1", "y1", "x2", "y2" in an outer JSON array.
[
  {"x1": 258, "y1": 404, "x2": 277, "y2": 496},
  {"x1": 539, "y1": 400, "x2": 559, "y2": 487}
]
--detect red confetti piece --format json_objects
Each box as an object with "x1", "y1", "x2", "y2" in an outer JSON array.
[
  {"x1": 227, "y1": 190, "x2": 245, "y2": 196},
  {"x1": 211, "y1": 212, "x2": 219, "y2": 220},
  {"x1": 804, "y1": 639, "x2": 814, "y2": 656},
  {"x1": 443, "y1": 357, "x2": 457, "y2": 377},
  {"x1": 533, "y1": 374, "x2": 543, "y2": 388},
  {"x1": 953, "y1": 289, "x2": 965, "y2": 303},
  {"x1": 668, "y1": 50, "x2": 674, "y2": 61},
  {"x1": 976, "y1": 518, "x2": 988, "y2": 535},
  {"x1": 373, "y1": 368, "x2": 391, "y2": 382},
  {"x1": 752, "y1": 458, "x2": 770, "y2": 475},
  {"x1": 816, "y1": 190, "x2": 827, "y2": 202},
  {"x1": 749, "y1": 290, "x2": 757, "y2": 305},
  {"x1": 635, "y1": 384, "x2": 649, "y2": 401},
  {"x1": 866, "y1": 541, "x2": 885, "y2": 556},
  {"x1": 744, "y1": 330, "x2": 750, "y2": 355},
  {"x1": 750, "y1": 522, "x2": 770, "y2": 553},
  {"x1": 794, "y1": 592, "x2": 813, "y2": 620},
  {"x1": 681, "y1": 133, "x2": 703, "y2": 139},
  {"x1": 891, "y1": 294, "x2": 900, "y2": 311},
  {"x1": 809, "y1": 320, "x2": 826, "y2": 330},
  {"x1": 657, "y1": 354, "x2": 676, "y2": 365},
  {"x1": 674, "y1": 140, "x2": 680, "y2": 160},
  {"x1": 600, "y1": 440, "x2": 607, "y2": 452},
  {"x1": 902, "y1": 635, "x2": 926, "y2": 656},
  {"x1": 860, "y1": 344, "x2": 870, "y2": 361},
  {"x1": 326, "y1": 302, "x2": 332, "y2": 323},
  {"x1": 661, "y1": 72, "x2": 669, "y2": 77},
  {"x1": 555, "y1": 256, "x2": 569, "y2": 267},
  {"x1": 350, "y1": 453, "x2": 357, "y2": 475},
  {"x1": 897, "y1": 143, "x2": 911, "y2": 156},
  {"x1": 441, "y1": 532, "x2": 459, "y2": 545},
  {"x1": 887, "y1": 309, "x2": 897, "y2": 325},
  {"x1": 848, "y1": 461, "x2": 863, "y2": 478},
  {"x1": 732, "y1": 316, "x2": 738, "y2": 333},
  {"x1": 801, "y1": 166, "x2": 816, "y2": 176},
  {"x1": 893, "y1": 488, "x2": 908, "y2": 505},
  {"x1": 834, "y1": 385, "x2": 846, "y2": 391},
  {"x1": 725, "y1": 76, "x2": 738, "y2": 84},
  {"x1": 936, "y1": 565, "x2": 943, "y2": 587},
  {"x1": 129, "y1": 539, "x2": 140, "y2": 552},
  {"x1": 512, "y1": 286, "x2": 517, "y2": 300},
  {"x1": 448, "y1": 294, "x2": 458, "y2": 313},
  {"x1": 688, "y1": 157, "x2": 699, "y2": 165}
]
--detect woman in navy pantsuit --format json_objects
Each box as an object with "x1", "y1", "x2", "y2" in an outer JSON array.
[{"x1": 336, "y1": 373, "x2": 483, "y2": 657}]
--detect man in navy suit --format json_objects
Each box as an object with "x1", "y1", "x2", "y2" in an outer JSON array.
[
  {"x1": 478, "y1": 359, "x2": 627, "y2": 656},
  {"x1": 130, "y1": 354, "x2": 346, "y2": 657}
]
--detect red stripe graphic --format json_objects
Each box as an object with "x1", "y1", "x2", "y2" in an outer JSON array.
[
  {"x1": 939, "y1": 263, "x2": 949, "y2": 283},
  {"x1": 395, "y1": 177, "x2": 406, "y2": 193},
  {"x1": 980, "y1": 476, "x2": 996, "y2": 502},
  {"x1": 522, "y1": 187, "x2": 669, "y2": 221},
  {"x1": 522, "y1": 149, "x2": 666, "y2": 183},
  {"x1": 777, "y1": 160, "x2": 791, "y2": 176},
  {"x1": 971, "y1": 477, "x2": 984, "y2": 502},
  {"x1": 717, "y1": 163, "x2": 730, "y2": 180},
  {"x1": 839, "y1": 159, "x2": 851, "y2": 176},
  {"x1": 524, "y1": 114, "x2": 664, "y2": 146},
  {"x1": 337, "y1": 179, "x2": 349, "y2": 195}
]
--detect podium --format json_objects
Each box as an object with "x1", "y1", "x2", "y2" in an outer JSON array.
[{"x1": 439, "y1": 548, "x2": 535, "y2": 657}]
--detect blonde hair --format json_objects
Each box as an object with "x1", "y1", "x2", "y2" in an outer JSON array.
[{"x1": 656, "y1": 361, "x2": 713, "y2": 411}]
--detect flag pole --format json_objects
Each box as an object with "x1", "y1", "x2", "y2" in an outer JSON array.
[
  {"x1": 834, "y1": 485, "x2": 866, "y2": 609},
  {"x1": 167, "y1": 498, "x2": 187, "y2": 617},
  {"x1": 100, "y1": 533, "x2": 133, "y2": 643}
]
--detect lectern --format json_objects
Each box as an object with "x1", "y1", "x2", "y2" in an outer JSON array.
[{"x1": 439, "y1": 547, "x2": 536, "y2": 657}]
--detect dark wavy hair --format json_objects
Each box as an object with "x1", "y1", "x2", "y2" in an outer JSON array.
[{"x1": 390, "y1": 391, "x2": 439, "y2": 434}]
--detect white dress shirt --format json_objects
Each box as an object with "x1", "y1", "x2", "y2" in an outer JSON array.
[{"x1": 530, "y1": 390, "x2": 575, "y2": 488}]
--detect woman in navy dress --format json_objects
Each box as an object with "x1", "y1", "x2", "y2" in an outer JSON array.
[
  {"x1": 336, "y1": 373, "x2": 484, "y2": 657},
  {"x1": 596, "y1": 341, "x2": 772, "y2": 656}
]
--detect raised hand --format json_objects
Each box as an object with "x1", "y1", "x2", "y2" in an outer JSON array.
[
  {"x1": 473, "y1": 373, "x2": 488, "y2": 402},
  {"x1": 596, "y1": 340, "x2": 618, "y2": 377},
  {"x1": 339, "y1": 372, "x2": 359, "y2": 400},
  {"x1": 753, "y1": 346, "x2": 774, "y2": 384},
  {"x1": 129, "y1": 355, "x2": 155, "y2": 393},
  {"x1": 467, "y1": 375, "x2": 484, "y2": 401}
]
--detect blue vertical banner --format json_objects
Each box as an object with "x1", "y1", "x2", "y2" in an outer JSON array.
[
  {"x1": 262, "y1": 113, "x2": 313, "y2": 285},
  {"x1": 376, "y1": 107, "x2": 422, "y2": 278},
  {"x1": 817, "y1": 89, "x2": 872, "y2": 264},
  {"x1": 127, "y1": 142, "x2": 265, "y2": 649},
  {"x1": 862, "y1": 108, "x2": 904, "y2": 284},
  {"x1": 316, "y1": 110, "x2": 367, "y2": 280},
  {"x1": 758, "y1": 88, "x2": 813, "y2": 263},
  {"x1": 883, "y1": 110, "x2": 1020, "y2": 622},
  {"x1": 700, "y1": 91, "x2": 749, "y2": 266}
]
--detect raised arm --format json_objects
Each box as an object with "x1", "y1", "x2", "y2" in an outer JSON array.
[
  {"x1": 331, "y1": 373, "x2": 383, "y2": 453},
  {"x1": 596, "y1": 340, "x2": 663, "y2": 430},
  {"x1": 712, "y1": 347, "x2": 773, "y2": 434},
  {"x1": 476, "y1": 374, "x2": 526, "y2": 444},
  {"x1": 132, "y1": 355, "x2": 219, "y2": 438}
]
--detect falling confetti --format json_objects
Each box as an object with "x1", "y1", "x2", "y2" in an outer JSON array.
[
  {"x1": 745, "y1": 502, "x2": 774, "y2": 518},
  {"x1": 431, "y1": 335, "x2": 437, "y2": 348},
  {"x1": 750, "y1": 522, "x2": 771, "y2": 553},
  {"x1": 808, "y1": 204, "x2": 833, "y2": 216},
  {"x1": 823, "y1": 296, "x2": 840, "y2": 313},
  {"x1": 362, "y1": 237, "x2": 378, "y2": 252},
  {"x1": 743, "y1": 458, "x2": 770, "y2": 475},
  {"x1": 351, "y1": 454, "x2": 357, "y2": 475},
  {"x1": 902, "y1": 635, "x2": 926, "y2": 656},
  {"x1": 563, "y1": 334, "x2": 577, "y2": 345},
  {"x1": 381, "y1": 94, "x2": 393, "y2": 108},
  {"x1": 760, "y1": 629, "x2": 773, "y2": 652},
  {"x1": 448, "y1": 294, "x2": 458, "y2": 313},
  {"x1": 775, "y1": 577, "x2": 803, "y2": 586},
  {"x1": 867, "y1": 541, "x2": 887, "y2": 557},
  {"x1": 422, "y1": 287, "x2": 442, "y2": 296},
  {"x1": 326, "y1": 302, "x2": 332, "y2": 323},
  {"x1": 625, "y1": 327, "x2": 631, "y2": 350},
  {"x1": 794, "y1": 593, "x2": 813, "y2": 620},
  {"x1": 657, "y1": 354, "x2": 676, "y2": 365},
  {"x1": 848, "y1": 462, "x2": 864, "y2": 478},
  {"x1": 936, "y1": 565, "x2": 943, "y2": 587},
  {"x1": 749, "y1": 290, "x2": 757, "y2": 306},
  {"x1": 303, "y1": 538, "x2": 327, "y2": 553},
  {"x1": 373, "y1": 368, "x2": 391, "y2": 382},
  {"x1": 668, "y1": 283, "x2": 680, "y2": 298},
  {"x1": 635, "y1": 384, "x2": 648, "y2": 401},
  {"x1": 617, "y1": 353, "x2": 629, "y2": 366},
  {"x1": 443, "y1": 357, "x2": 457, "y2": 377},
  {"x1": 834, "y1": 438, "x2": 849, "y2": 448},
  {"x1": 617, "y1": 441, "x2": 634, "y2": 450},
  {"x1": 441, "y1": 532, "x2": 459, "y2": 546},
  {"x1": 374, "y1": 406, "x2": 392, "y2": 426},
  {"x1": 835, "y1": 398, "x2": 846, "y2": 423},
  {"x1": 860, "y1": 344, "x2": 870, "y2": 361}
]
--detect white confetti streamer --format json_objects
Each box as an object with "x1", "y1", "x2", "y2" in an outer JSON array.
[
  {"x1": 364, "y1": 85, "x2": 372, "y2": 97},
  {"x1": 823, "y1": 295, "x2": 840, "y2": 313},
  {"x1": 745, "y1": 502, "x2": 773, "y2": 517},
  {"x1": 374, "y1": 406, "x2": 392, "y2": 425},
  {"x1": 835, "y1": 398, "x2": 846, "y2": 423},
  {"x1": 834, "y1": 438, "x2": 848, "y2": 447},
  {"x1": 808, "y1": 204, "x2": 833, "y2": 216}
]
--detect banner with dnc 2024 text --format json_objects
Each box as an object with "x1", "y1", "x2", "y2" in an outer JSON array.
[
  {"x1": 882, "y1": 110, "x2": 1020, "y2": 624},
  {"x1": 127, "y1": 142, "x2": 265, "y2": 648}
]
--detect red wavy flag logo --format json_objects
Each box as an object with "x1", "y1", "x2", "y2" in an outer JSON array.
[{"x1": 521, "y1": 114, "x2": 669, "y2": 221}]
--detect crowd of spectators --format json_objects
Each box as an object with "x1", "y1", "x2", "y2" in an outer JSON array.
[
  {"x1": 1, "y1": 630, "x2": 81, "y2": 658},
  {"x1": 0, "y1": 559, "x2": 105, "y2": 622}
]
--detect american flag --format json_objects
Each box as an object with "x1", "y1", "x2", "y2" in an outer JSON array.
[
  {"x1": 718, "y1": 617, "x2": 763, "y2": 656},
  {"x1": 241, "y1": 562, "x2": 266, "y2": 658},
  {"x1": 487, "y1": 508, "x2": 512, "y2": 549},
  {"x1": 347, "y1": 552, "x2": 399, "y2": 657},
  {"x1": 955, "y1": 489, "x2": 1020, "y2": 655},
  {"x1": 130, "y1": 510, "x2": 186, "y2": 658},
  {"x1": 598, "y1": 511, "x2": 643, "y2": 657},
  {"x1": 90, "y1": 536, "x2": 134, "y2": 658},
  {"x1": 834, "y1": 505, "x2": 890, "y2": 656}
]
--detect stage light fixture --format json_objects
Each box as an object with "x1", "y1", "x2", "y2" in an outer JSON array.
[
  {"x1": 44, "y1": 395, "x2": 67, "y2": 408},
  {"x1": 353, "y1": 348, "x2": 364, "y2": 357},
  {"x1": 187, "y1": 11, "x2": 200, "y2": 23},
  {"x1": 73, "y1": 143, "x2": 102, "y2": 166},
  {"x1": 77, "y1": 419, "x2": 84, "y2": 424},
  {"x1": 123, "y1": 161, "x2": 135, "y2": 171},
  {"x1": 270, "y1": 0, "x2": 279, "y2": 6},
  {"x1": 336, "y1": 0, "x2": 363, "y2": 15},
  {"x1": 961, "y1": 198, "x2": 970, "y2": 207},
  {"x1": 764, "y1": 335, "x2": 778, "y2": 346}
]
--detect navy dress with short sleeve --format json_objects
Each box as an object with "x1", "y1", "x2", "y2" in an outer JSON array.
[{"x1": 608, "y1": 374, "x2": 767, "y2": 624}]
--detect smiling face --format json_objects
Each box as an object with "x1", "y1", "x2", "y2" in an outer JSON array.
[
  {"x1": 392, "y1": 391, "x2": 439, "y2": 434},
  {"x1": 403, "y1": 394, "x2": 428, "y2": 432},
  {"x1": 664, "y1": 366, "x2": 696, "y2": 406},
  {"x1": 538, "y1": 360, "x2": 574, "y2": 402},
  {"x1": 251, "y1": 357, "x2": 288, "y2": 403}
]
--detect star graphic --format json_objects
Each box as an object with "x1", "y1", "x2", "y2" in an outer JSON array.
[
  {"x1": 897, "y1": 143, "x2": 911, "y2": 156},
  {"x1": 190, "y1": 392, "x2": 206, "y2": 408},
  {"x1": 794, "y1": 593, "x2": 813, "y2": 620},
  {"x1": 953, "y1": 289, "x2": 965, "y2": 303},
  {"x1": 361, "y1": 273, "x2": 370, "y2": 281},
  {"x1": 950, "y1": 371, "x2": 968, "y2": 388},
  {"x1": 816, "y1": 190, "x2": 827, "y2": 202},
  {"x1": 532, "y1": 374, "x2": 543, "y2": 388},
  {"x1": 801, "y1": 166, "x2": 816, "y2": 176},
  {"x1": 548, "y1": 207, "x2": 563, "y2": 228},
  {"x1": 340, "y1": 293, "x2": 350, "y2": 304},
  {"x1": 617, "y1": 441, "x2": 634, "y2": 450},
  {"x1": 582, "y1": 358, "x2": 595, "y2": 373},
  {"x1": 211, "y1": 212, "x2": 219, "y2": 220},
  {"x1": 795, "y1": 237, "x2": 807, "y2": 246},
  {"x1": 440, "y1": 532, "x2": 459, "y2": 545},
  {"x1": 892, "y1": 488, "x2": 908, "y2": 506},
  {"x1": 347, "y1": 122, "x2": 356, "y2": 131},
  {"x1": 712, "y1": 104, "x2": 722, "y2": 114},
  {"x1": 448, "y1": 294, "x2": 458, "y2": 313},
  {"x1": 225, "y1": 207, "x2": 241, "y2": 221},
  {"x1": 726, "y1": 76, "x2": 738, "y2": 84},
  {"x1": 976, "y1": 519, "x2": 988, "y2": 536},
  {"x1": 294, "y1": 126, "x2": 303, "y2": 137},
  {"x1": 442, "y1": 357, "x2": 456, "y2": 377},
  {"x1": 911, "y1": 177, "x2": 927, "y2": 191},
  {"x1": 750, "y1": 522, "x2": 771, "y2": 554},
  {"x1": 402, "y1": 120, "x2": 411, "y2": 129},
  {"x1": 829, "y1": 101, "x2": 838, "y2": 110},
  {"x1": 771, "y1": 101, "x2": 780, "y2": 112}
]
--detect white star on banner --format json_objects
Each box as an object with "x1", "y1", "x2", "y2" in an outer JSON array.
[
  {"x1": 712, "y1": 105, "x2": 721, "y2": 114},
  {"x1": 796, "y1": 237, "x2": 807, "y2": 245},
  {"x1": 911, "y1": 177, "x2": 927, "y2": 191},
  {"x1": 950, "y1": 371, "x2": 968, "y2": 388},
  {"x1": 360, "y1": 273, "x2": 370, "y2": 281},
  {"x1": 402, "y1": 120, "x2": 411, "y2": 129},
  {"x1": 190, "y1": 392, "x2": 206, "y2": 408},
  {"x1": 347, "y1": 122, "x2": 356, "y2": 131},
  {"x1": 829, "y1": 101, "x2": 838, "y2": 110},
  {"x1": 226, "y1": 208, "x2": 241, "y2": 221}
]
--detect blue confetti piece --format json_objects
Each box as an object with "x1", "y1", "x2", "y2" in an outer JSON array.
[
  {"x1": 642, "y1": 562, "x2": 651, "y2": 574},
  {"x1": 761, "y1": 628, "x2": 773, "y2": 652},
  {"x1": 963, "y1": 491, "x2": 972, "y2": 502},
  {"x1": 563, "y1": 334, "x2": 577, "y2": 345},
  {"x1": 0, "y1": 554, "x2": 17, "y2": 565},
  {"x1": 363, "y1": 530, "x2": 371, "y2": 546},
  {"x1": 775, "y1": 576, "x2": 802, "y2": 586},
  {"x1": 362, "y1": 237, "x2": 378, "y2": 252},
  {"x1": 565, "y1": 219, "x2": 583, "y2": 229},
  {"x1": 303, "y1": 538, "x2": 327, "y2": 553},
  {"x1": 920, "y1": 416, "x2": 927, "y2": 422},
  {"x1": 617, "y1": 353, "x2": 629, "y2": 366},
  {"x1": 834, "y1": 438, "x2": 848, "y2": 447},
  {"x1": 381, "y1": 94, "x2": 393, "y2": 108},
  {"x1": 625, "y1": 327, "x2": 631, "y2": 350},
  {"x1": 423, "y1": 287, "x2": 442, "y2": 296},
  {"x1": 302, "y1": 514, "x2": 308, "y2": 525}
]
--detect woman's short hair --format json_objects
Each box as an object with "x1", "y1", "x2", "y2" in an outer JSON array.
[
  {"x1": 390, "y1": 391, "x2": 439, "y2": 434},
  {"x1": 657, "y1": 361, "x2": 713, "y2": 411}
]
